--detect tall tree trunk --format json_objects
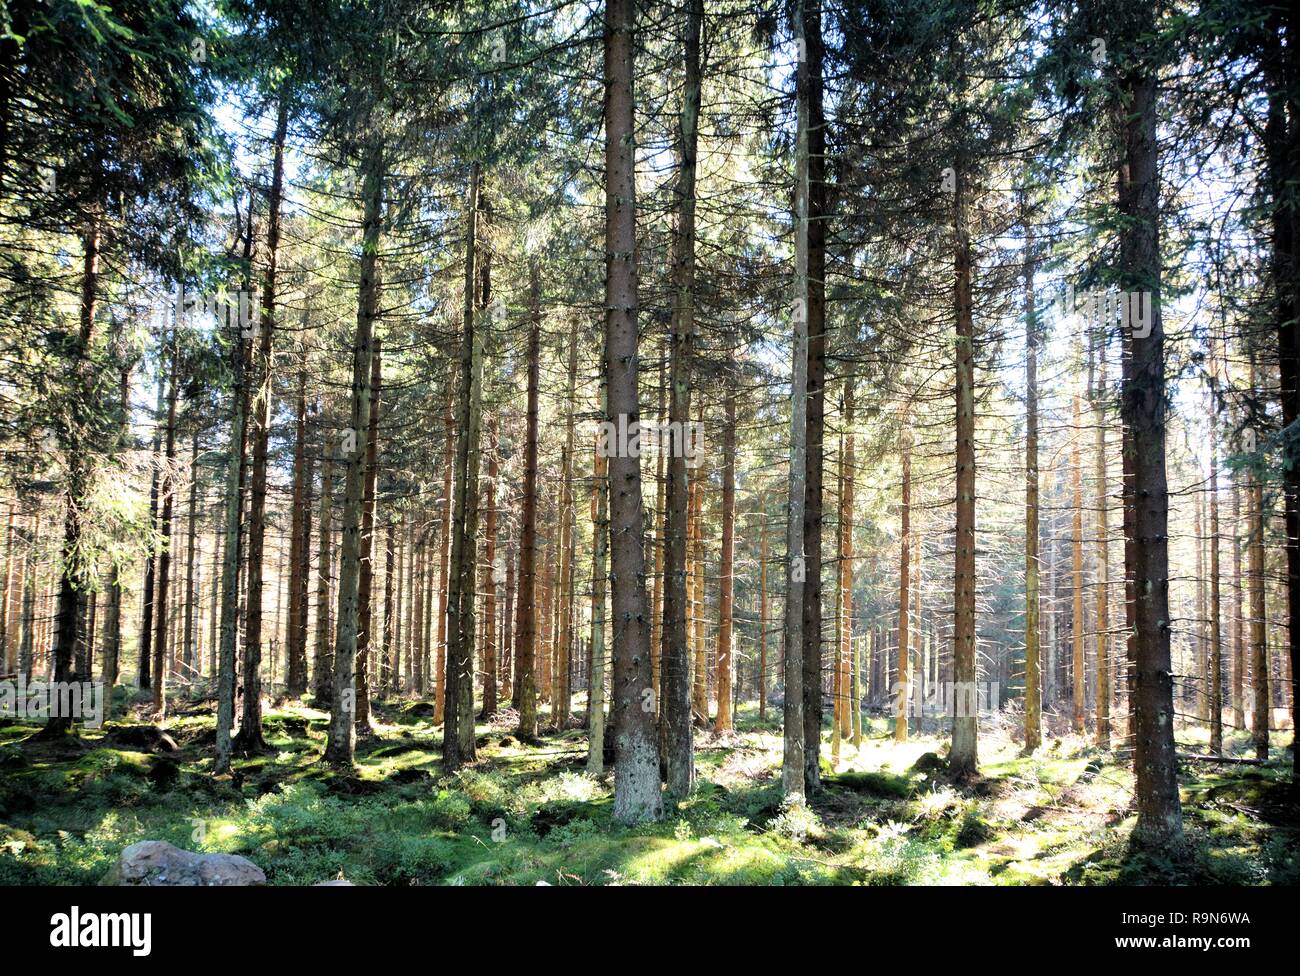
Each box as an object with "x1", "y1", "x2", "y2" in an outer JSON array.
[
  {"x1": 1248, "y1": 365, "x2": 1269, "y2": 761},
  {"x1": 40, "y1": 212, "x2": 101, "y2": 738},
  {"x1": 1, "y1": 505, "x2": 14, "y2": 673},
  {"x1": 1264, "y1": 13, "x2": 1299, "y2": 773},
  {"x1": 314, "y1": 444, "x2": 335, "y2": 701},
  {"x1": 215, "y1": 201, "x2": 254, "y2": 773},
  {"x1": 841, "y1": 380, "x2": 856, "y2": 745},
  {"x1": 660, "y1": 0, "x2": 701, "y2": 798},
  {"x1": 690, "y1": 472, "x2": 707, "y2": 724},
  {"x1": 236, "y1": 96, "x2": 289, "y2": 754},
  {"x1": 1232, "y1": 479, "x2": 1244, "y2": 728},
  {"x1": 411, "y1": 525, "x2": 426, "y2": 694},
  {"x1": 151, "y1": 323, "x2": 179, "y2": 715},
  {"x1": 1208, "y1": 377, "x2": 1223, "y2": 755},
  {"x1": 800, "y1": 0, "x2": 828, "y2": 795},
  {"x1": 515, "y1": 263, "x2": 542, "y2": 738},
  {"x1": 435, "y1": 386, "x2": 454, "y2": 721},
  {"x1": 287, "y1": 348, "x2": 310, "y2": 697},
  {"x1": 588, "y1": 375, "x2": 609, "y2": 774},
  {"x1": 1092, "y1": 321, "x2": 1111, "y2": 748},
  {"x1": 715, "y1": 388, "x2": 736, "y2": 734},
  {"x1": 896, "y1": 420, "x2": 912, "y2": 743},
  {"x1": 950, "y1": 158, "x2": 979, "y2": 780},
  {"x1": 444, "y1": 164, "x2": 483, "y2": 770},
  {"x1": 324, "y1": 141, "x2": 382, "y2": 767},
  {"x1": 758, "y1": 496, "x2": 769, "y2": 723},
  {"x1": 1119, "y1": 56, "x2": 1182, "y2": 844},
  {"x1": 481, "y1": 421, "x2": 499, "y2": 718},
  {"x1": 18, "y1": 516, "x2": 38, "y2": 682},
  {"x1": 355, "y1": 339, "x2": 382, "y2": 732},
  {"x1": 605, "y1": 0, "x2": 662, "y2": 822},
  {"x1": 1071, "y1": 391, "x2": 1085, "y2": 734},
  {"x1": 555, "y1": 326, "x2": 578, "y2": 727},
  {"x1": 783, "y1": 0, "x2": 813, "y2": 802},
  {"x1": 1199, "y1": 494, "x2": 1210, "y2": 721},
  {"x1": 182, "y1": 432, "x2": 200, "y2": 680},
  {"x1": 651, "y1": 351, "x2": 666, "y2": 707},
  {"x1": 1024, "y1": 202, "x2": 1042, "y2": 752},
  {"x1": 502, "y1": 543, "x2": 515, "y2": 700},
  {"x1": 139, "y1": 367, "x2": 165, "y2": 690}
]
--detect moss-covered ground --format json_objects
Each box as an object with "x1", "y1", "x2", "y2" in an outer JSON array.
[{"x1": 1, "y1": 694, "x2": 1294, "y2": 885}]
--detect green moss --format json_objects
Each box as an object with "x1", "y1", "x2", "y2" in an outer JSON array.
[{"x1": 0, "y1": 699, "x2": 1292, "y2": 886}]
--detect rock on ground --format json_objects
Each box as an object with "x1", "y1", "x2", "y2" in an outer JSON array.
[{"x1": 103, "y1": 840, "x2": 266, "y2": 886}]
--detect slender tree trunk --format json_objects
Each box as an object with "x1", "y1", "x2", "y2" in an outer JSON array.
[
  {"x1": 1248, "y1": 378, "x2": 1269, "y2": 761},
  {"x1": 588, "y1": 376, "x2": 609, "y2": 774},
  {"x1": 383, "y1": 517, "x2": 397, "y2": 695},
  {"x1": 502, "y1": 543, "x2": 515, "y2": 700},
  {"x1": 182, "y1": 432, "x2": 200, "y2": 680},
  {"x1": 842, "y1": 380, "x2": 856, "y2": 745},
  {"x1": 40, "y1": 212, "x2": 102, "y2": 739},
  {"x1": 139, "y1": 369, "x2": 165, "y2": 690},
  {"x1": 896, "y1": 420, "x2": 912, "y2": 743},
  {"x1": 481, "y1": 421, "x2": 499, "y2": 718},
  {"x1": 690, "y1": 472, "x2": 707, "y2": 725},
  {"x1": 659, "y1": 0, "x2": 702, "y2": 796},
  {"x1": 355, "y1": 339, "x2": 382, "y2": 732},
  {"x1": 324, "y1": 141, "x2": 382, "y2": 767},
  {"x1": 1264, "y1": 16, "x2": 1299, "y2": 772},
  {"x1": 1092, "y1": 322, "x2": 1111, "y2": 748},
  {"x1": 215, "y1": 202, "x2": 254, "y2": 773},
  {"x1": 605, "y1": 0, "x2": 662, "y2": 822},
  {"x1": 314, "y1": 445, "x2": 335, "y2": 701},
  {"x1": 435, "y1": 385, "x2": 454, "y2": 722},
  {"x1": 1071, "y1": 392, "x2": 1085, "y2": 734},
  {"x1": 951, "y1": 158, "x2": 979, "y2": 780},
  {"x1": 444, "y1": 164, "x2": 484, "y2": 770},
  {"x1": 715, "y1": 389, "x2": 736, "y2": 733},
  {"x1": 783, "y1": 0, "x2": 813, "y2": 802},
  {"x1": 799, "y1": 0, "x2": 828, "y2": 795},
  {"x1": 287, "y1": 350, "x2": 310, "y2": 696},
  {"x1": 151, "y1": 323, "x2": 179, "y2": 715},
  {"x1": 1024, "y1": 202, "x2": 1042, "y2": 752},
  {"x1": 18, "y1": 516, "x2": 38, "y2": 682},
  {"x1": 515, "y1": 263, "x2": 542, "y2": 738},
  {"x1": 1119, "y1": 59, "x2": 1182, "y2": 843},
  {"x1": 651, "y1": 351, "x2": 666, "y2": 707},
  {"x1": 555, "y1": 326, "x2": 578, "y2": 727},
  {"x1": 1209, "y1": 378, "x2": 1223, "y2": 755},
  {"x1": 236, "y1": 97, "x2": 289, "y2": 754}
]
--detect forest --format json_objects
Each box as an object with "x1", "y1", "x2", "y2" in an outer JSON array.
[{"x1": 0, "y1": 0, "x2": 1296, "y2": 893}]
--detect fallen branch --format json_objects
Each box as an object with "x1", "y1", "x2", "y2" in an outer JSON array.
[{"x1": 1176, "y1": 752, "x2": 1262, "y2": 766}]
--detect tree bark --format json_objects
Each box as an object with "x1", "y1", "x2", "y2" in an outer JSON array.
[
  {"x1": 515, "y1": 263, "x2": 542, "y2": 739},
  {"x1": 715, "y1": 388, "x2": 736, "y2": 734},
  {"x1": 950, "y1": 159, "x2": 979, "y2": 780},
  {"x1": 1119, "y1": 58, "x2": 1182, "y2": 844},
  {"x1": 236, "y1": 96, "x2": 289, "y2": 754},
  {"x1": 355, "y1": 339, "x2": 382, "y2": 732},
  {"x1": 444, "y1": 164, "x2": 483, "y2": 770},
  {"x1": 896, "y1": 420, "x2": 912, "y2": 743},
  {"x1": 605, "y1": 0, "x2": 662, "y2": 822},
  {"x1": 1024, "y1": 200, "x2": 1042, "y2": 752},
  {"x1": 324, "y1": 141, "x2": 382, "y2": 767},
  {"x1": 800, "y1": 0, "x2": 828, "y2": 795}
]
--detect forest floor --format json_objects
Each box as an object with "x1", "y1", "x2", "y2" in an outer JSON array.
[{"x1": 1, "y1": 693, "x2": 1295, "y2": 885}]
